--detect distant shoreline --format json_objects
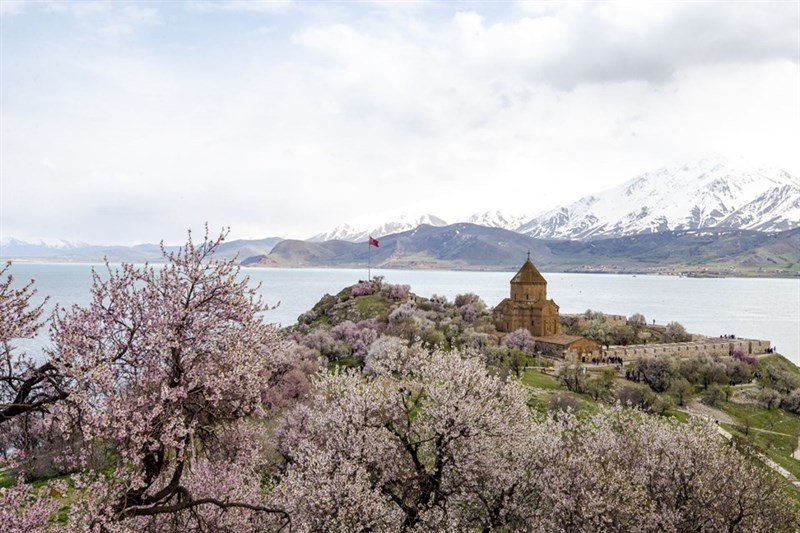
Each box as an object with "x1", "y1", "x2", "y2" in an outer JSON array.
[
  {"x1": 5, "y1": 258, "x2": 798, "y2": 279},
  {"x1": 243, "y1": 263, "x2": 800, "y2": 279}
]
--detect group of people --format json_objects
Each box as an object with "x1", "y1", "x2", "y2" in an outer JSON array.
[
  {"x1": 580, "y1": 355, "x2": 624, "y2": 366},
  {"x1": 624, "y1": 369, "x2": 642, "y2": 382}
]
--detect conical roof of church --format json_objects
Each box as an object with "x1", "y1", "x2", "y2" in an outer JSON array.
[{"x1": 511, "y1": 258, "x2": 547, "y2": 284}]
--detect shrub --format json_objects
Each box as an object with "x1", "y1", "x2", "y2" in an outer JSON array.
[
  {"x1": 585, "y1": 369, "x2": 616, "y2": 402},
  {"x1": 297, "y1": 309, "x2": 318, "y2": 324},
  {"x1": 351, "y1": 280, "x2": 377, "y2": 297},
  {"x1": 502, "y1": 328, "x2": 537, "y2": 354},
  {"x1": 628, "y1": 313, "x2": 646, "y2": 327},
  {"x1": 732, "y1": 349, "x2": 759, "y2": 366},
  {"x1": 780, "y1": 389, "x2": 800, "y2": 415},
  {"x1": 636, "y1": 356, "x2": 674, "y2": 393},
  {"x1": 700, "y1": 363, "x2": 728, "y2": 390},
  {"x1": 725, "y1": 360, "x2": 755, "y2": 385},
  {"x1": 702, "y1": 384, "x2": 726, "y2": 407},
  {"x1": 758, "y1": 388, "x2": 782, "y2": 410},
  {"x1": 379, "y1": 282, "x2": 410, "y2": 301},
  {"x1": 557, "y1": 364, "x2": 586, "y2": 393},
  {"x1": 617, "y1": 384, "x2": 655, "y2": 410},
  {"x1": 651, "y1": 394, "x2": 675, "y2": 416},
  {"x1": 549, "y1": 392, "x2": 582, "y2": 413},
  {"x1": 761, "y1": 365, "x2": 800, "y2": 394},
  {"x1": 664, "y1": 321, "x2": 691, "y2": 343},
  {"x1": 669, "y1": 378, "x2": 694, "y2": 406},
  {"x1": 301, "y1": 328, "x2": 349, "y2": 360},
  {"x1": 331, "y1": 320, "x2": 381, "y2": 360}
]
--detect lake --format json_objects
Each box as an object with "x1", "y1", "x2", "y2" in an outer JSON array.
[{"x1": 6, "y1": 263, "x2": 800, "y2": 364}]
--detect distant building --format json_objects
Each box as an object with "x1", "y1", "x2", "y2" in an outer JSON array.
[
  {"x1": 535, "y1": 334, "x2": 600, "y2": 359},
  {"x1": 493, "y1": 255, "x2": 561, "y2": 337},
  {"x1": 494, "y1": 256, "x2": 601, "y2": 359}
]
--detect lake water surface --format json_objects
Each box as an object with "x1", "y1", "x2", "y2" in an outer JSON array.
[{"x1": 7, "y1": 263, "x2": 800, "y2": 364}]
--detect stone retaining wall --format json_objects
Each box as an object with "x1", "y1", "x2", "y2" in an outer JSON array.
[
  {"x1": 603, "y1": 338, "x2": 771, "y2": 361},
  {"x1": 563, "y1": 313, "x2": 629, "y2": 328}
]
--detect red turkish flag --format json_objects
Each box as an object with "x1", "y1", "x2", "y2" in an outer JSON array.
[{"x1": 369, "y1": 236, "x2": 379, "y2": 247}]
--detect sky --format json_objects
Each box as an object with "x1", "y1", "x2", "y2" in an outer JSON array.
[{"x1": 1, "y1": 0, "x2": 799, "y2": 245}]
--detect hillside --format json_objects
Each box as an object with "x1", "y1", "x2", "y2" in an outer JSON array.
[
  {"x1": 250, "y1": 224, "x2": 800, "y2": 276},
  {"x1": 258, "y1": 223, "x2": 553, "y2": 270}
]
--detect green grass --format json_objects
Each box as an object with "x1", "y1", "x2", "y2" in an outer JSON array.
[
  {"x1": 718, "y1": 398, "x2": 800, "y2": 484},
  {"x1": 309, "y1": 314, "x2": 331, "y2": 328},
  {"x1": 764, "y1": 446, "x2": 800, "y2": 480},
  {"x1": 724, "y1": 423, "x2": 800, "y2": 480},
  {"x1": 0, "y1": 470, "x2": 14, "y2": 488},
  {"x1": 718, "y1": 401, "x2": 800, "y2": 436},
  {"x1": 759, "y1": 354, "x2": 800, "y2": 380},
  {"x1": 354, "y1": 293, "x2": 393, "y2": 319},
  {"x1": 519, "y1": 370, "x2": 562, "y2": 390},
  {"x1": 526, "y1": 392, "x2": 550, "y2": 416},
  {"x1": 576, "y1": 396, "x2": 601, "y2": 415},
  {"x1": 31, "y1": 473, "x2": 75, "y2": 490},
  {"x1": 328, "y1": 355, "x2": 361, "y2": 370},
  {"x1": 663, "y1": 408, "x2": 691, "y2": 423}
]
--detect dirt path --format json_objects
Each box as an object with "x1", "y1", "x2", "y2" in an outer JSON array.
[{"x1": 683, "y1": 400, "x2": 736, "y2": 425}]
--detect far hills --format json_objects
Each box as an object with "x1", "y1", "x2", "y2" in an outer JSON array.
[
  {"x1": 247, "y1": 223, "x2": 799, "y2": 277},
  {"x1": 0, "y1": 237, "x2": 284, "y2": 264}
]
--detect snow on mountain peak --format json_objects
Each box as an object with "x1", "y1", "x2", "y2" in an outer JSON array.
[
  {"x1": 518, "y1": 159, "x2": 800, "y2": 240},
  {"x1": 308, "y1": 214, "x2": 448, "y2": 242},
  {"x1": 0, "y1": 237, "x2": 91, "y2": 249},
  {"x1": 466, "y1": 210, "x2": 530, "y2": 231}
]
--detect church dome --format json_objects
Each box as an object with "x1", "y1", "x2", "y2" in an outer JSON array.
[{"x1": 511, "y1": 258, "x2": 547, "y2": 285}]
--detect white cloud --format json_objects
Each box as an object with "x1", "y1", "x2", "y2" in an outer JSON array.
[
  {"x1": 191, "y1": 0, "x2": 293, "y2": 14},
  {"x1": 0, "y1": 0, "x2": 29, "y2": 16},
  {"x1": 42, "y1": 1, "x2": 111, "y2": 18},
  {"x1": 1, "y1": 1, "x2": 798, "y2": 244}
]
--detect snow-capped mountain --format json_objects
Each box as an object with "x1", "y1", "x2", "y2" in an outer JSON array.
[
  {"x1": 308, "y1": 214, "x2": 448, "y2": 242},
  {"x1": 466, "y1": 210, "x2": 529, "y2": 231},
  {"x1": 0, "y1": 237, "x2": 92, "y2": 256},
  {"x1": 518, "y1": 159, "x2": 800, "y2": 240}
]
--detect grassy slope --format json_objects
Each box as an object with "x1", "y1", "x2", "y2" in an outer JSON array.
[
  {"x1": 519, "y1": 369, "x2": 561, "y2": 390},
  {"x1": 760, "y1": 354, "x2": 800, "y2": 380},
  {"x1": 716, "y1": 375, "x2": 800, "y2": 481}
]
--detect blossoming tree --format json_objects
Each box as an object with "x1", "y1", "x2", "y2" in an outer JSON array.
[
  {"x1": 271, "y1": 348, "x2": 797, "y2": 532},
  {"x1": 1, "y1": 230, "x2": 291, "y2": 531}
]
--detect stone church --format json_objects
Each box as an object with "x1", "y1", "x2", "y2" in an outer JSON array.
[{"x1": 493, "y1": 255, "x2": 561, "y2": 337}]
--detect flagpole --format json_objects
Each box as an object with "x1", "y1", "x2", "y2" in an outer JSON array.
[{"x1": 367, "y1": 236, "x2": 379, "y2": 281}]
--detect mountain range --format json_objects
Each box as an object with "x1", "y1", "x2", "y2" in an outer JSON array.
[
  {"x1": 306, "y1": 159, "x2": 800, "y2": 242},
  {"x1": 0, "y1": 237, "x2": 283, "y2": 264},
  {"x1": 249, "y1": 223, "x2": 799, "y2": 276},
  {"x1": 519, "y1": 159, "x2": 800, "y2": 240},
  {"x1": 3, "y1": 159, "x2": 798, "y2": 276},
  {"x1": 308, "y1": 214, "x2": 449, "y2": 243}
]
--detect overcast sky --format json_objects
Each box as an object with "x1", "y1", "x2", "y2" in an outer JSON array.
[{"x1": 1, "y1": 0, "x2": 798, "y2": 245}]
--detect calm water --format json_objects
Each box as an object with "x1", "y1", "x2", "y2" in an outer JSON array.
[{"x1": 6, "y1": 264, "x2": 800, "y2": 364}]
